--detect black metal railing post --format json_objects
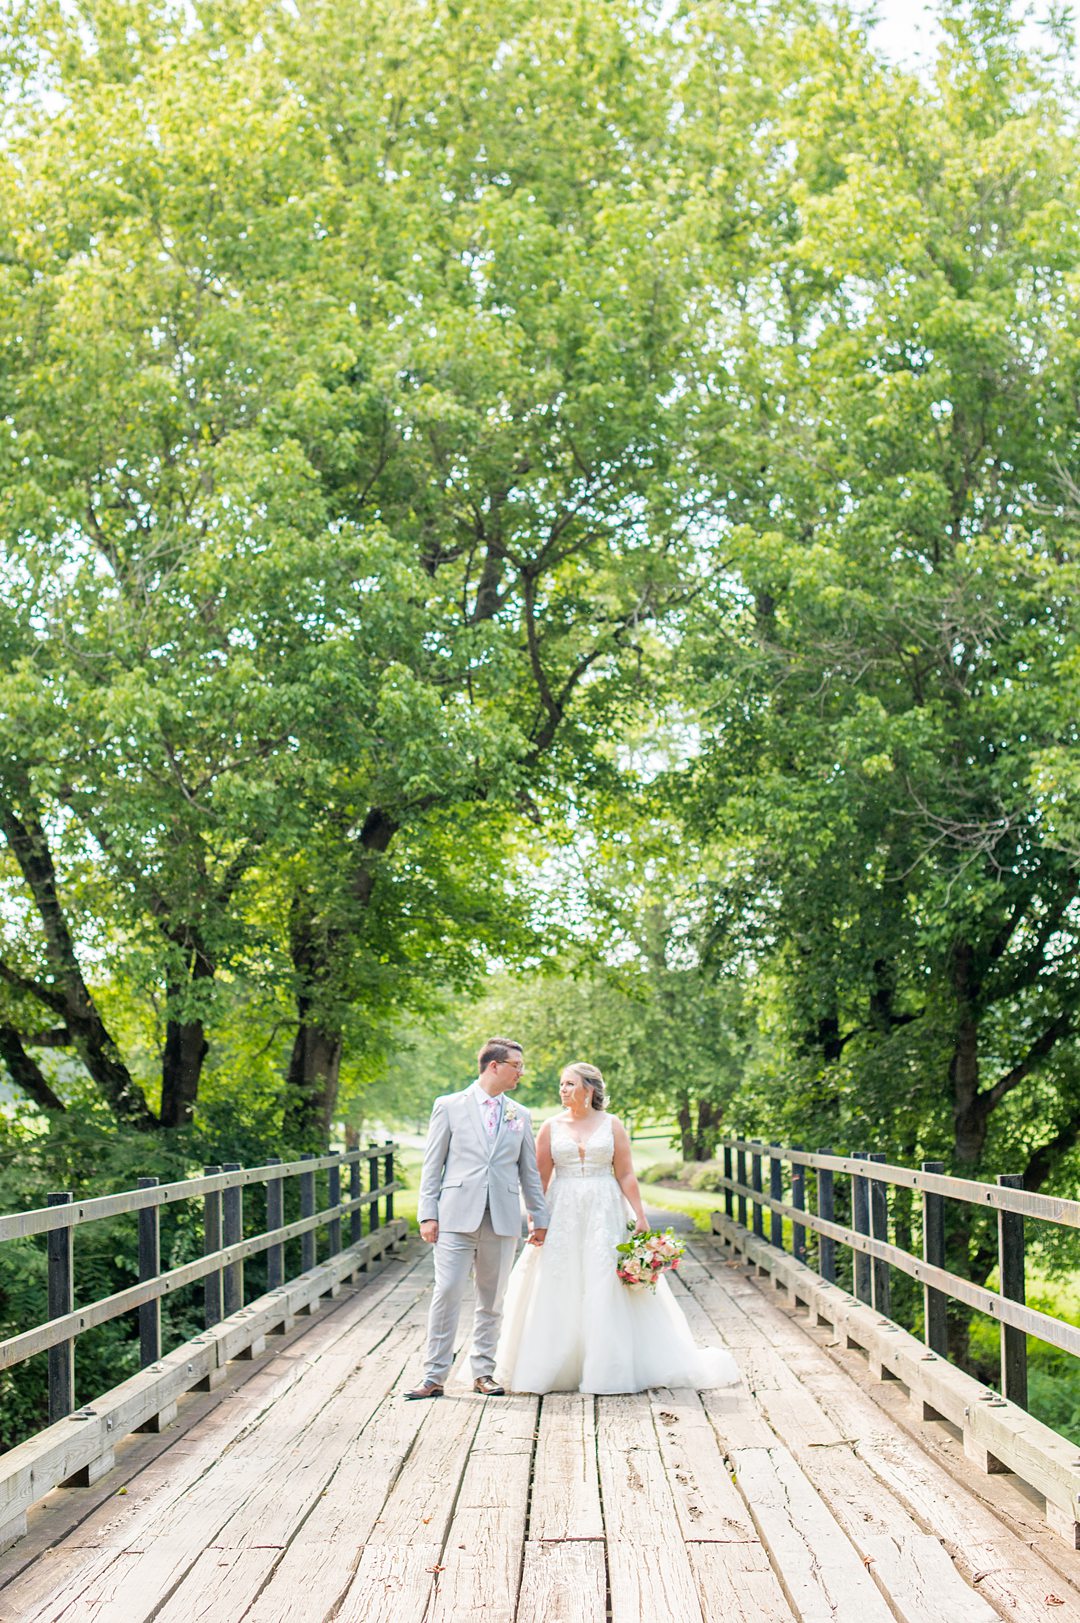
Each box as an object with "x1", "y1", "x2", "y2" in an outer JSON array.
[
  {"x1": 137, "y1": 1177, "x2": 161, "y2": 1368},
  {"x1": 852, "y1": 1151, "x2": 871, "y2": 1303},
  {"x1": 203, "y1": 1165, "x2": 223, "y2": 1329},
  {"x1": 384, "y1": 1141, "x2": 394, "y2": 1226},
  {"x1": 750, "y1": 1141, "x2": 764, "y2": 1238},
  {"x1": 921, "y1": 1160, "x2": 947, "y2": 1355},
  {"x1": 735, "y1": 1144, "x2": 748, "y2": 1229},
  {"x1": 328, "y1": 1154, "x2": 342, "y2": 1258},
  {"x1": 791, "y1": 1146, "x2": 806, "y2": 1264},
  {"x1": 817, "y1": 1151, "x2": 835, "y2": 1283},
  {"x1": 723, "y1": 1144, "x2": 734, "y2": 1219},
  {"x1": 769, "y1": 1148, "x2": 783, "y2": 1248},
  {"x1": 47, "y1": 1192, "x2": 74, "y2": 1422},
  {"x1": 300, "y1": 1153, "x2": 317, "y2": 1271},
  {"x1": 266, "y1": 1157, "x2": 284, "y2": 1290},
  {"x1": 222, "y1": 1162, "x2": 244, "y2": 1316},
  {"x1": 868, "y1": 1151, "x2": 890, "y2": 1317},
  {"x1": 998, "y1": 1172, "x2": 1028, "y2": 1410}
]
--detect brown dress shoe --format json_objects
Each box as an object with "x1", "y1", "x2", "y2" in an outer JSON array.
[
  {"x1": 404, "y1": 1379, "x2": 444, "y2": 1401},
  {"x1": 473, "y1": 1376, "x2": 505, "y2": 1396}
]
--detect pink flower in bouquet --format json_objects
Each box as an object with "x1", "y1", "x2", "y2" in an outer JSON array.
[{"x1": 615, "y1": 1224, "x2": 687, "y2": 1293}]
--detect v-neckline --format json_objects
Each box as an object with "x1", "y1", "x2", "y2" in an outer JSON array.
[{"x1": 557, "y1": 1114, "x2": 610, "y2": 1158}]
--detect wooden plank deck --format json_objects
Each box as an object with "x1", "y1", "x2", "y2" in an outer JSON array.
[{"x1": 1, "y1": 1237, "x2": 1078, "y2": 1623}]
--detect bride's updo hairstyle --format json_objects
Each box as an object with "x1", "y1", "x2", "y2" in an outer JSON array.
[{"x1": 566, "y1": 1062, "x2": 606, "y2": 1111}]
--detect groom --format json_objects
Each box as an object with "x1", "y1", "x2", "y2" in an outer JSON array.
[{"x1": 405, "y1": 1036, "x2": 549, "y2": 1399}]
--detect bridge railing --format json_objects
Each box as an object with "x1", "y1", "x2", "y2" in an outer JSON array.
[
  {"x1": 711, "y1": 1138, "x2": 1080, "y2": 1548},
  {"x1": 0, "y1": 1142, "x2": 405, "y2": 1550}
]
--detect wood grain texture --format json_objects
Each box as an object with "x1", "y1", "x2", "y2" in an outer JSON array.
[
  {"x1": 1, "y1": 1256, "x2": 429, "y2": 1623},
  {"x1": 686, "y1": 1540, "x2": 796, "y2": 1623},
  {"x1": 529, "y1": 1394, "x2": 603, "y2": 1542},
  {"x1": 428, "y1": 1396, "x2": 538, "y2": 1623},
  {"x1": 704, "y1": 1248, "x2": 1080, "y2": 1621},
  {"x1": 4, "y1": 1238, "x2": 1078, "y2": 1623},
  {"x1": 597, "y1": 1395, "x2": 704, "y2": 1623},
  {"x1": 729, "y1": 1445, "x2": 895, "y2": 1623},
  {"x1": 648, "y1": 1388, "x2": 757, "y2": 1543},
  {"x1": 607, "y1": 1541, "x2": 705, "y2": 1623},
  {"x1": 516, "y1": 1541, "x2": 606, "y2": 1623}
]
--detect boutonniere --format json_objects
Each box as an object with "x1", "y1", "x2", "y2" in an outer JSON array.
[{"x1": 503, "y1": 1101, "x2": 524, "y2": 1132}]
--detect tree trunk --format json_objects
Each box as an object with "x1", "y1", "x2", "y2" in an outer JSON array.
[
  {"x1": 283, "y1": 1018, "x2": 343, "y2": 1143},
  {"x1": 282, "y1": 898, "x2": 343, "y2": 1145},
  {"x1": 0, "y1": 783, "x2": 157, "y2": 1128},
  {"x1": 159, "y1": 946, "x2": 215, "y2": 1129},
  {"x1": 948, "y1": 940, "x2": 984, "y2": 1165},
  {"x1": 695, "y1": 1098, "x2": 722, "y2": 1161},
  {"x1": 281, "y1": 809, "x2": 399, "y2": 1145},
  {"x1": 677, "y1": 1093, "x2": 695, "y2": 1162}
]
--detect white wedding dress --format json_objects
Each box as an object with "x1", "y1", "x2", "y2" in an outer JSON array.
[{"x1": 494, "y1": 1116, "x2": 739, "y2": 1394}]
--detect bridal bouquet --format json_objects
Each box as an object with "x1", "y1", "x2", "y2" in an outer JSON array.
[{"x1": 615, "y1": 1224, "x2": 685, "y2": 1292}]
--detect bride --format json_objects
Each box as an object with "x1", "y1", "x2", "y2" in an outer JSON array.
[{"x1": 494, "y1": 1062, "x2": 739, "y2": 1395}]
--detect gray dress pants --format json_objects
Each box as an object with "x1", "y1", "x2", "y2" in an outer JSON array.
[{"x1": 424, "y1": 1206, "x2": 517, "y2": 1384}]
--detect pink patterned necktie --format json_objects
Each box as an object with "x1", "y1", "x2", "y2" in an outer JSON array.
[{"x1": 482, "y1": 1096, "x2": 500, "y2": 1137}]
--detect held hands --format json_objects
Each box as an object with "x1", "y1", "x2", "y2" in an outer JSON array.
[
  {"x1": 419, "y1": 1220, "x2": 439, "y2": 1244},
  {"x1": 527, "y1": 1225, "x2": 548, "y2": 1246}
]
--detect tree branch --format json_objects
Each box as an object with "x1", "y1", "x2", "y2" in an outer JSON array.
[
  {"x1": 983, "y1": 1009, "x2": 1075, "y2": 1112},
  {"x1": 0, "y1": 1023, "x2": 66, "y2": 1111}
]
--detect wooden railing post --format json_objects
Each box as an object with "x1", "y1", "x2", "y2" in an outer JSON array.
[
  {"x1": 265, "y1": 1157, "x2": 284, "y2": 1291},
  {"x1": 791, "y1": 1146, "x2": 806, "y2": 1264},
  {"x1": 137, "y1": 1177, "x2": 161, "y2": 1368},
  {"x1": 998, "y1": 1172, "x2": 1028, "y2": 1410},
  {"x1": 300, "y1": 1153, "x2": 317, "y2": 1271},
  {"x1": 921, "y1": 1160, "x2": 947, "y2": 1356},
  {"x1": 47, "y1": 1192, "x2": 74, "y2": 1423},
  {"x1": 723, "y1": 1144, "x2": 734, "y2": 1219},
  {"x1": 203, "y1": 1166, "x2": 223, "y2": 1330},
  {"x1": 817, "y1": 1151, "x2": 836, "y2": 1282},
  {"x1": 383, "y1": 1141, "x2": 395, "y2": 1226},
  {"x1": 735, "y1": 1145, "x2": 747, "y2": 1229},
  {"x1": 852, "y1": 1152, "x2": 871, "y2": 1303},
  {"x1": 769, "y1": 1148, "x2": 783, "y2": 1248},
  {"x1": 328, "y1": 1154, "x2": 342, "y2": 1258},
  {"x1": 222, "y1": 1162, "x2": 243, "y2": 1317},
  {"x1": 868, "y1": 1151, "x2": 890, "y2": 1317},
  {"x1": 349, "y1": 1154, "x2": 362, "y2": 1246},
  {"x1": 750, "y1": 1141, "x2": 764, "y2": 1238},
  {"x1": 367, "y1": 1142, "x2": 380, "y2": 1232}
]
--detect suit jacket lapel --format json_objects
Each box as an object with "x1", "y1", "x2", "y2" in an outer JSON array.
[{"x1": 466, "y1": 1085, "x2": 495, "y2": 1160}]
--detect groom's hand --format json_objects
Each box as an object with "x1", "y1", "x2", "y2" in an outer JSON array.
[
  {"x1": 527, "y1": 1227, "x2": 547, "y2": 1246},
  {"x1": 419, "y1": 1220, "x2": 439, "y2": 1244}
]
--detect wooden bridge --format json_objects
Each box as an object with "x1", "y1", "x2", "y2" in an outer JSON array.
[{"x1": 1, "y1": 1233, "x2": 1079, "y2": 1622}]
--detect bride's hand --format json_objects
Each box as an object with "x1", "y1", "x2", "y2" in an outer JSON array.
[{"x1": 633, "y1": 1216, "x2": 649, "y2": 1235}]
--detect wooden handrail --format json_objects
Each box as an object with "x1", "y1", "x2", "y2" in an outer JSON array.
[
  {"x1": 0, "y1": 1189, "x2": 400, "y2": 1369},
  {"x1": 0, "y1": 1142, "x2": 400, "y2": 1416},
  {"x1": 715, "y1": 1173, "x2": 1080, "y2": 1359},
  {"x1": 0, "y1": 1148, "x2": 387, "y2": 1242},
  {"x1": 716, "y1": 1136, "x2": 1079, "y2": 1418},
  {"x1": 723, "y1": 1139, "x2": 1080, "y2": 1227}
]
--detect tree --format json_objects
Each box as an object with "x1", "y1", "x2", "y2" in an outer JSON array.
[
  {"x1": 0, "y1": 0, "x2": 724, "y2": 1137},
  {"x1": 679, "y1": 3, "x2": 1080, "y2": 1282}
]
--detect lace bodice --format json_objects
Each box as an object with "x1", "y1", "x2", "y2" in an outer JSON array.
[{"x1": 550, "y1": 1115, "x2": 615, "y2": 1178}]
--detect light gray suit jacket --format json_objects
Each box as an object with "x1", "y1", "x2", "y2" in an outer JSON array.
[{"x1": 417, "y1": 1085, "x2": 551, "y2": 1238}]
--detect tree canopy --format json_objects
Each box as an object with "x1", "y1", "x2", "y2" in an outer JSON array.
[{"x1": 0, "y1": 0, "x2": 1077, "y2": 1238}]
